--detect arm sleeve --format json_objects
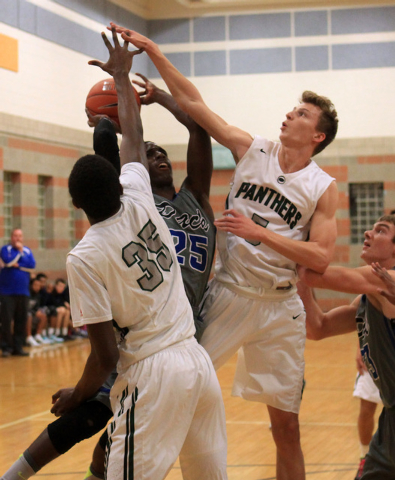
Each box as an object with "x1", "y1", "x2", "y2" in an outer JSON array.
[
  {"x1": 66, "y1": 255, "x2": 113, "y2": 328},
  {"x1": 19, "y1": 248, "x2": 36, "y2": 269},
  {"x1": 93, "y1": 118, "x2": 121, "y2": 175}
]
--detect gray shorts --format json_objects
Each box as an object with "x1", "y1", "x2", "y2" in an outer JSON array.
[{"x1": 362, "y1": 406, "x2": 395, "y2": 479}]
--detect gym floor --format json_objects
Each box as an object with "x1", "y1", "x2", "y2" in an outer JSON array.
[{"x1": 0, "y1": 332, "x2": 377, "y2": 479}]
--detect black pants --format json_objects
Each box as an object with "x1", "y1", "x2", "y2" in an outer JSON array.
[{"x1": 0, "y1": 294, "x2": 29, "y2": 352}]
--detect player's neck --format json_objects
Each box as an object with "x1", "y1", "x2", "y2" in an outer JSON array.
[
  {"x1": 278, "y1": 145, "x2": 313, "y2": 173},
  {"x1": 152, "y1": 185, "x2": 176, "y2": 200}
]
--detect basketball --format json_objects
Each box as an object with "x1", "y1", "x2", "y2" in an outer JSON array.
[{"x1": 85, "y1": 78, "x2": 141, "y2": 126}]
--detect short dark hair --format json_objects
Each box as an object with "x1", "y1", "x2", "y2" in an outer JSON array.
[
  {"x1": 35, "y1": 272, "x2": 47, "y2": 281},
  {"x1": 378, "y1": 214, "x2": 395, "y2": 243},
  {"x1": 301, "y1": 91, "x2": 339, "y2": 156},
  {"x1": 55, "y1": 278, "x2": 66, "y2": 285},
  {"x1": 69, "y1": 155, "x2": 121, "y2": 221}
]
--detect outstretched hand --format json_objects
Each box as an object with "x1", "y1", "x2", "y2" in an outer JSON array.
[
  {"x1": 371, "y1": 262, "x2": 395, "y2": 305},
  {"x1": 88, "y1": 26, "x2": 142, "y2": 77},
  {"x1": 108, "y1": 23, "x2": 151, "y2": 51},
  {"x1": 132, "y1": 73, "x2": 160, "y2": 105}
]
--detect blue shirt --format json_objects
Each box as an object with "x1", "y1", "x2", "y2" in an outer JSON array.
[{"x1": 0, "y1": 244, "x2": 36, "y2": 296}]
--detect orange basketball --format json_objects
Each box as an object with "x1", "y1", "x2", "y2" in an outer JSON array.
[{"x1": 85, "y1": 78, "x2": 141, "y2": 126}]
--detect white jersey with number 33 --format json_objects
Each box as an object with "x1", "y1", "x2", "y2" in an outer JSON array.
[
  {"x1": 67, "y1": 163, "x2": 195, "y2": 370},
  {"x1": 215, "y1": 135, "x2": 335, "y2": 289}
]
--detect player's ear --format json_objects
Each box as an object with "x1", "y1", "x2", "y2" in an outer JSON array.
[{"x1": 313, "y1": 131, "x2": 326, "y2": 144}]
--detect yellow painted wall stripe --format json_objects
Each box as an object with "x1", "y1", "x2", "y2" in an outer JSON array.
[{"x1": 0, "y1": 33, "x2": 18, "y2": 72}]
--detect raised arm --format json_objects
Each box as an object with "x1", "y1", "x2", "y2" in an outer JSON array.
[
  {"x1": 109, "y1": 24, "x2": 252, "y2": 162},
  {"x1": 296, "y1": 280, "x2": 358, "y2": 340},
  {"x1": 86, "y1": 111, "x2": 121, "y2": 175},
  {"x1": 89, "y1": 28, "x2": 146, "y2": 169},
  {"x1": 215, "y1": 180, "x2": 338, "y2": 273},
  {"x1": 133, "y1": 73, "x2": 214, "y2": 220}
]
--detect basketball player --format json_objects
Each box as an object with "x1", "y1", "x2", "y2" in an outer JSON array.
[
  {"x1": 298, "y1": 214, "x2": 395, "y2": 480},
  {"x1": 1, "y1": 72, "x2": 217, "y2": 480},
  {"x1": 84, "y1": 75, "x2": 216, "y2": 478},
  {"x1": 109, "y1": 24, "x2": 339, "y2": 480},
  {"x1": 90, "y1": 71, "x2": 215, "y2": 341},
  {"x1": 1, "y1": 28, "x2": 228, "y2": 480}
]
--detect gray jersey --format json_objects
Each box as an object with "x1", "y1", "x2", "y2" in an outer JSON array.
[
  {"x1": 154, "y1": 187, "x2": 216, "y2": 321},
  {"x1": 356, "y1": 294, "x2": 395, "y2": 409}
]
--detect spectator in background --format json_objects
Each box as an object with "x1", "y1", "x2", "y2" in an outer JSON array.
[
  {"x1": 0, "y1": 228, "x2": 36, "y2": 357},
  {"x1": 26, "y1": 278, "x2": 52, "y2": 347},
  {"x1": 50, "y1": 278, "x2": 73, "y2": 341},
  {"x1": 35, "y1": 273, "x2": 64, "y2": 344}
]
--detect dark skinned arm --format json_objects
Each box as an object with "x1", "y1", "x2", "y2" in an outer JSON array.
[
  {"x1": 51, "y1": 320, "x2": 118, "y2": 416},
  {"x1": 89, "y1": 28, "x2": 146, "y2": 170},
  {"x1": 133, "y1": 73, "x2": 214, "y2": 221}
]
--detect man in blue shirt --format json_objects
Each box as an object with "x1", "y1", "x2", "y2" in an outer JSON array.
[{"x1": 0, "y1": 228, "x2": 36, "y2": 356}]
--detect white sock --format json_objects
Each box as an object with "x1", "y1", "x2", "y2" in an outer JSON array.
[
  {"x1": 2, "y1": 454, "x2": 36, "y2": 480},
  {"x1": 48, "y1": 327, "x2": 54, "y2": 336},
  {"x1": 55, "y1": 328, "x2": 61, "y2": 336},
  {"x1": 62, "y1": 327, "x2": 68, "y2": 336}
]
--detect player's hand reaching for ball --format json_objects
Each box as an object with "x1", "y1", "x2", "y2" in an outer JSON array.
[
  {"x1": 108, "y1": 23, "x2": 154, "y2": 52},
  {"x1": 85, "y1": 108, "x2": 121, "y2": 134},
  {"x1": 132, "y1": 73, "x2": 162, "y2": 106},
  {"x1": 88, "y1": 26, "x2": 142, "y2": 78}
]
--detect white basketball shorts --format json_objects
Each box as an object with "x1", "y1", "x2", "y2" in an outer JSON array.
[
  {"x1": 106, "y1": 337, "x2": 228, "y2": 480},
  {"x1": 353, "y1": 371, "x2": 382, "y2": 404},
  {"x1": 200, "y1": 279, "x2": 306, "y2": 414}
]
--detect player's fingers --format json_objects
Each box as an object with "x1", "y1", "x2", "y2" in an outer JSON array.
[
  {"x1": 88, "y1": 60, "x2": 104, "y2": 68},
  {"x1": 109, "y1": 22, "x2": 124, "y2": 32},
  {"x1": 121, "y1": 31, "x2": 133, "y2": 43},
  {"x1": 378, "y1": 289, "x2": 390, "y2": 299},
  {"x1": 131, "y1": 48, "x2": 144, "y2": 57},
  {"x1": 132, "y1": 83, "x2": 146, "y2": 94},
  {"x1": 135, "y1": 72, "x2": 148, "y2": 82},
  {"x1": 222, "y1": 208, "x2": 239, "y2": 217},
  {"x1": 110, "y1": 26, "x2": 121, "y2": 47},
  {"x1": 101, "y1": 31, "x2": 113, "y2": 51},
  {"x1": 52, "y1": 390, "x2": 61, "y2": 403}
]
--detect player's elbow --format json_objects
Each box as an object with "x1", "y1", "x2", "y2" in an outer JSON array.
[
  {"x1": 98, "y1": 348, "x2": 119, "y2": 374},
  {"x1": 309, "y1": 253, "x2": 331, "y2": 275},
  {"x1": 306, "y1": 327, "x2": 325, "y2": 341}
]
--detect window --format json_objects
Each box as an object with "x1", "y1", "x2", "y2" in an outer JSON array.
[
  {"x1": 3, "y1": 172, "x2": 14, "y2": 244},
  {"x1": 37, "y1": 176, "x2": 47, "y2": 249},
  {"x1": 349, "y1": 182, "x2": 384, "y2": 244}
]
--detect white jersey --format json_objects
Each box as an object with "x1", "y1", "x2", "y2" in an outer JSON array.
[
  {"x1": 67, "y1": 163, "x2": 195, "y2": 370},
  {"x1": 215, "y1": 135, "x2": 335, "y2": 288}
]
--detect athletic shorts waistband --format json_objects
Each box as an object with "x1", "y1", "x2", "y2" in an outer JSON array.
[{"x1": 221, "y1": 281, "x2": 297, "y2": 301}]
